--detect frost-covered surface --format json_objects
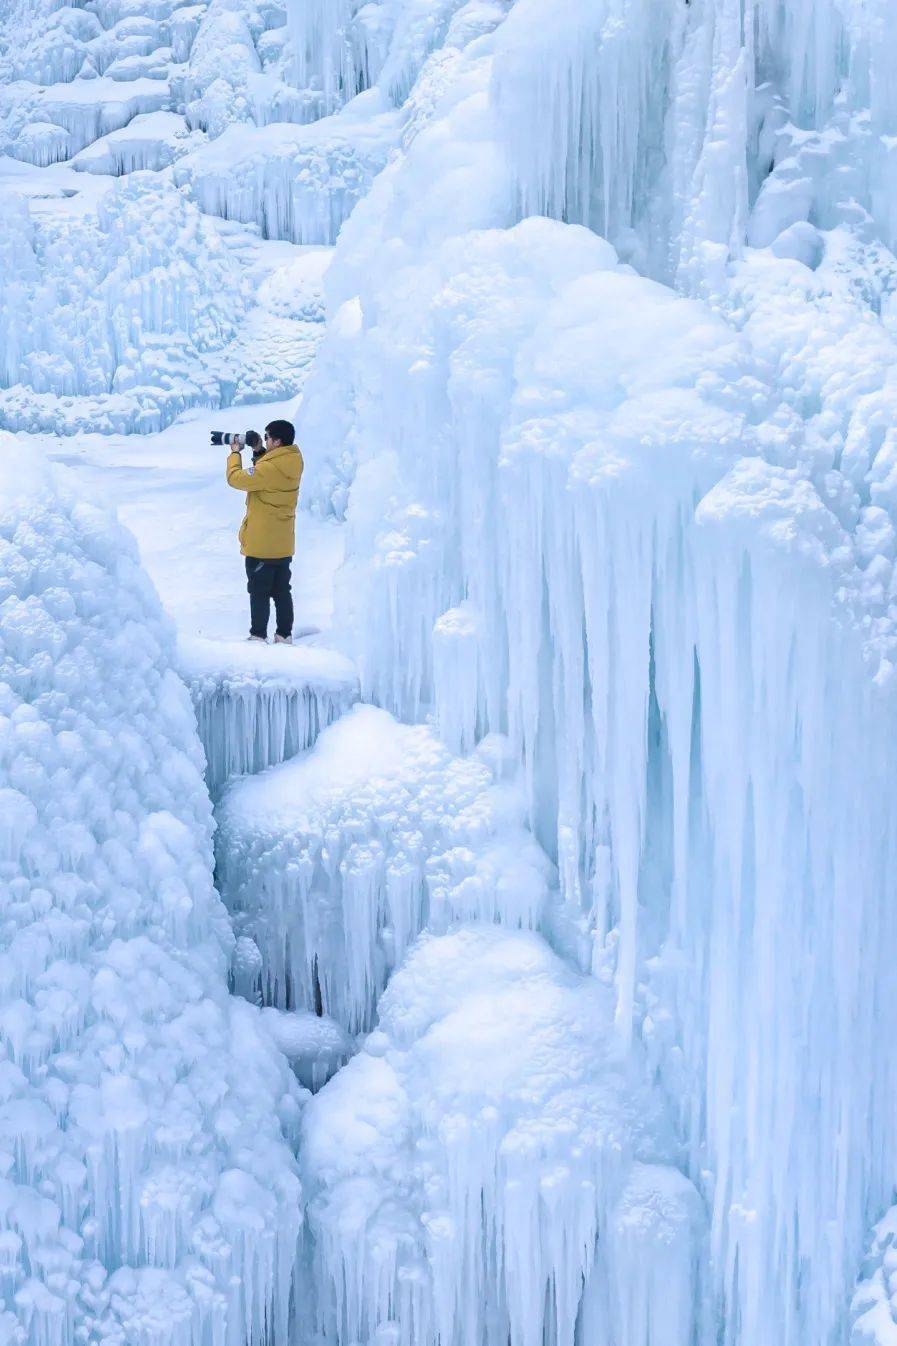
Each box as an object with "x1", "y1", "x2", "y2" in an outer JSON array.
[
  {"x1": 216, "y1": 704, "x2": 551, "y2": 1031},
  {"x1": 183, "y1": 636, "x2": 358, "y2": 793},
  {"x1": 302, "y1": 924, "x2": 705, "y2": 1346},
  {"x1": 0, "y1": 442, "x2": 303, "y2": 1345}
]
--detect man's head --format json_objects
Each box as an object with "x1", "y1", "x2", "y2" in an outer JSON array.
[{"x1": 264, "y1": 419, "x2": 295, "y2": 449}]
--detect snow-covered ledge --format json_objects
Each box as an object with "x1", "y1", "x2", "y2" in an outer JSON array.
[{"x1": 179, "y1": 635, "x2": 358, "y2": 794}]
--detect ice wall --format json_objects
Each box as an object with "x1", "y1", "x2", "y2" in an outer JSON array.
[
  {"x1": 215, "y1": 704, "x2": 550, "y2": 1031},
  {"x1": 488, "y1": 0, "x2": 897, "y2": 283},
  {"x1": 0, "y1": 442, "x2": 303, "y2": 1345},
  {"x1": 296, "y1": 5, "x2": 897, "y2": 1343}
]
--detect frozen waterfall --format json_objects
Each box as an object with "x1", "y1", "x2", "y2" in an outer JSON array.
[
  {"x1": 294, "y1": 2, "x2": 897, "y2": 1344},
  {"x1": 215, "y1": 704, "x2": 550, "y2": 1031},
  {"x1": 302, "y1": 924, "x2": 706, "y2": 1346},
  {"x1": 0, "y1": 444, "x2": 303, "y2": 1346},
  {"x1": 4, "y1": 0, "x2": 897, "y2": 1342}
]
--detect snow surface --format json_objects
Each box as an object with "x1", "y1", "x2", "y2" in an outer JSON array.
[
  {"x1": 216, "y1": 704, "x2": 551, "y2": 1031},
  {"x1": 0, "y1": 440, "x2": 303, "y2": 1345}
]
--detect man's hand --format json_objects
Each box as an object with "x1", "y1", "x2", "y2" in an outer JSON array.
[{"x1": 230, "y1": 433, "x2": 244, "y2": 450}]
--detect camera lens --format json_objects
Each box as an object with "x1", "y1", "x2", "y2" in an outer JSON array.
[{"x1": 210, "y1": 431, "x2": 224, "y2": 447}]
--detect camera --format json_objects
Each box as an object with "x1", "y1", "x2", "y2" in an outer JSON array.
[{"x1": 211, "y1": 430, "x2": 263, "y2": 450}]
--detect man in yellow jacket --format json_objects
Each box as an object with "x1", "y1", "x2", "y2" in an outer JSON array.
[{"x1": 226, "y1": 419, "x2": 304, "y2": 644}]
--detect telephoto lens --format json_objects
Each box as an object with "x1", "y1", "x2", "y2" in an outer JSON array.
[{"x1": 210, "y1": 430, "x2": 225, "y2": 446}]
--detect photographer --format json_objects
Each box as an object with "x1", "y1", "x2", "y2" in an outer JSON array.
[{"x1": 223, "y1": 419, "x2": 304, "y2": 644}]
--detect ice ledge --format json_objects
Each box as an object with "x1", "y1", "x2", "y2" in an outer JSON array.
[{"x1": 179, "y1": 635, "x2": 358, "y2": 793}]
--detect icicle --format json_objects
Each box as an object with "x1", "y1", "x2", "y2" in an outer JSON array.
[{"x1": 191, "y1": 679, "x2": 356, "y2": 795}]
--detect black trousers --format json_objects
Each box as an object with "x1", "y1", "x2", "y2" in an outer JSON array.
[{"x1": 245, "y1": 556, "x2": 293, "y2": 639}]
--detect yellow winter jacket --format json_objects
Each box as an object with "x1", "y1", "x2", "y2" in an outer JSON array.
[{"x1": 226, "y1": 444, "x2": 304, "y2": 559}]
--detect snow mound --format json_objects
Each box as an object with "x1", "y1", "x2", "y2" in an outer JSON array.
[
  {"x1": 257, "y1": 245, "x2": 332, "y2": 321},
  {"x1": 215, "y1": 704, "x2": 552, "y2": 1031},
  {"x1": 302, "y1": 924, "x2": 704, "y2": 1346},
  {"x1": 0, "y1": 441, "x2": 302, "y2": 1345},
  {"x1": 181, "y1": 636, "x2": 358, "y2": 793}
]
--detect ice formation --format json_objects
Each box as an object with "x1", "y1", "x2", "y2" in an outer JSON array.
[
  {"x1": 302, "y1": 924, "x2": 705, "y2": 1346},
  {"x1": 0, "y1": 443, "x2": 303, "y2": 1345},
  {"x1": 0, "y1": 177, "x2": 245, "y2": 434},
  {"x1": 182, "y1": 636, "x2": 358, "y2": 794},
  {"x1": 215, "y1": 704, "x2": 551, "y2": 1031},
  {"x1": 259, "y1": 1005, "x2": 353, "y2": 1092},
  {"x1": 852, "y1": 1211, "x2": 897, "y2": 1346},
  {"x1": 174, "y1": 92, "x2": 401, "y2": 245},
  {"x1": 294, "y1": 4, "x2": 897, "y2": 1344},
  {"x1": 4, "y1": 0, "x2": 897, "y2": 1341}
]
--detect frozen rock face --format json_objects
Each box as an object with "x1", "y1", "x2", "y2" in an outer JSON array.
[
  {"x1": 0, "y1": 443, "x2": 303, "y2": 1346},
  {"x1": 302, "y1": 924, "x2": 705, "y2": 1346},
  {"x1": 215, "y1": 704, "x2": 551, "y2": 1031}
]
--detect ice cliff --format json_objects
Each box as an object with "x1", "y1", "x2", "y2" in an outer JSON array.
[
  {"x1": 0, "y1": 443, "x2": 302, "y2": 1345},
  {"x1": 294, "y1": 3, "x2": 897, "y2": 1345}
]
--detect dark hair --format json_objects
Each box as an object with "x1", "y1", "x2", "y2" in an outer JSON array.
[{"x1": 265, "y1": 419, "x2": 295, "y2": 446}]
